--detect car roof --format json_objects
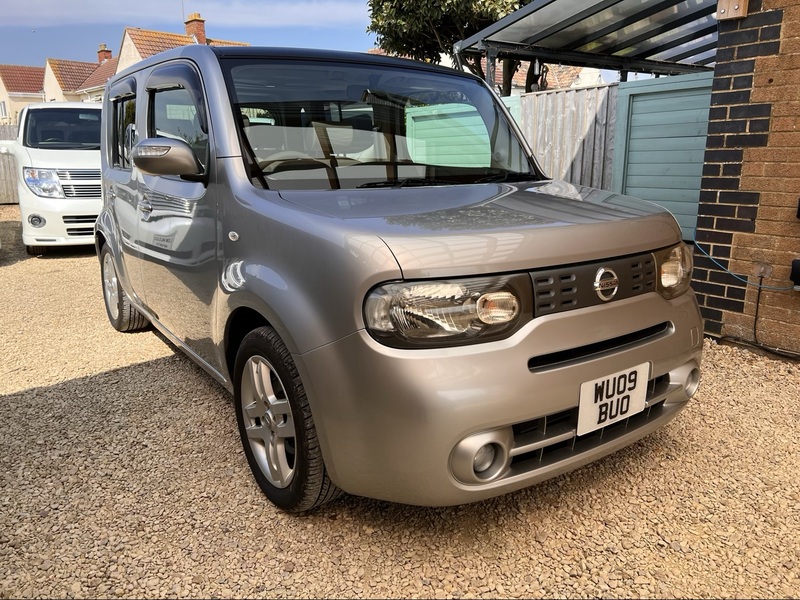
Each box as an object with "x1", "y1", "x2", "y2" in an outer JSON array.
[{"x1": 110, "y1": 44, "x2": 479, "y2": 84}]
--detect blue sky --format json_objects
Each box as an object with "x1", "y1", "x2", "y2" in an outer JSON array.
[{"x1": 0, "y1": 0, "x2": 377, "y2": 67}]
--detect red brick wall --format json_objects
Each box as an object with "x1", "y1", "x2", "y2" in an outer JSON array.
[{"x1": 694, "y1": 0, "x2": 800, "y2": 353}]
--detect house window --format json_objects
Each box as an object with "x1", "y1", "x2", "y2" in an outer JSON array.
[{"x1": 0, "y1": 101, "x2": 7, "y2": 120}]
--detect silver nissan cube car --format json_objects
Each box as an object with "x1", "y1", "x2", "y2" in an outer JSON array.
[{"x1": 96, "y1": 45, "x2": 703, "y2": 512}]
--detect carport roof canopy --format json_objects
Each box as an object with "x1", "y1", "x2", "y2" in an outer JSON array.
[{"x1": 454, "y1": 0, "x2": 718, "y2": 79}]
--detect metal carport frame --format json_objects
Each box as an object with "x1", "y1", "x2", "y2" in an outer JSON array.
[{"x1": 454, "y1": 0, "x2": 718, "y2": 87}]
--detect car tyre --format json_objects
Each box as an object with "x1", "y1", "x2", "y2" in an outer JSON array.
[
  {"x1": 100, "y1": 245, "x2": 149, "y2": 332},
  {"x1": 234, "y1": 326, "x2": 343, "y2": 512}
]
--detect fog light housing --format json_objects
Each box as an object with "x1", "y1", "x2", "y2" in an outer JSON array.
[
  {"x1": 451, "y1": 428, "x2": 513, "y2": 484},
  {"x1": 685, "y1": 368, "x2": 701, "y2": 398},
  {"x1": 473, "y1": 444, "x2": 496, "y2": 473},
  {"x1": 28, "y1": 214, "x2": 46, "y2": 228}
]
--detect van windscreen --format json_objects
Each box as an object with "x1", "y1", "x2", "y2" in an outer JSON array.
[{"x1": 23, "y1": 108, "x2": 102, "y2": 150}]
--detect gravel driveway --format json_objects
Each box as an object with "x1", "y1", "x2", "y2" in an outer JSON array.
[{"x1": 0, "y1": 204, "x2": 798, "y2": 599}]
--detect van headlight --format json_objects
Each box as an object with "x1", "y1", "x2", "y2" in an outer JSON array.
[
  {"x1": 23, "y1": 167, "x2": 64, "y2": 198},
  {"x1": 655, "y1": 243, "x2": 693, "y2": 299},
  {"x1": 364, "y1": 274, "x2": 532, "y2": 348}
]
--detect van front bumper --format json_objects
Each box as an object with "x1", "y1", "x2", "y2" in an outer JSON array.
[
  {"x1": 297, "y1": 291, "x2": 703, "y2": 506},
  {"x1": 19, "y1": 192, "x2": 100, "y2": 247}
]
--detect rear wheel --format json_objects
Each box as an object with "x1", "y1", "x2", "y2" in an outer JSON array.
[
  {"x1": 234, "y1": 326, "x2": 342, "y2": 512},
  {"x1": 100, "y1": 245, "x2": 148, "y2": 332}
]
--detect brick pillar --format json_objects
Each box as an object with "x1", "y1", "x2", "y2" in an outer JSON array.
[{"x1": 694, "y1": 0, "x2": 800, "y2": 352}]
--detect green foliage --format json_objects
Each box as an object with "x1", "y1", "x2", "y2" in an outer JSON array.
[{"x1": 367, "y1": 0, "x2": 530, "y2": 70}]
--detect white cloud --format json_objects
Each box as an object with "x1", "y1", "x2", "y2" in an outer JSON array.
[{"x1": 4, "y1": 0, "x2": 369, "y2": 28}]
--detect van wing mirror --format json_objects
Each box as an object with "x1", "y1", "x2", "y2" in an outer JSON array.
[{"x1": 131, "y1": 138, "x2": 202, "y2": 177}]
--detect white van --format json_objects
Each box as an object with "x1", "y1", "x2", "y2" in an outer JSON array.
[{"x1": 0, "y1": 102, "x2": 102, "y2": 255}]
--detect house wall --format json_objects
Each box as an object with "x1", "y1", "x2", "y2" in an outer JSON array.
[
  {"x1": 0, "y1": 79, "x2": 41, "y2": 125},
  {"x1": 117, "y1": 33, "x2": 143, "y2": 74},
  {"x1": 694, "y1": 0, "x2": 800, "y2": 353},
  {"x1": 43, "y1": 62, "x2": 95, "y2": 102},
  {"x1": 42, "y1": 67, "x2": 65, "y2": 102},
  {"x1": 0, "y1": 79, "x2": 10, "y2": 125}
]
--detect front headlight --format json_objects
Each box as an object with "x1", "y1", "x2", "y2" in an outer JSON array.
[
  {"x1": 655, "y1": 243, "x2": 693, "y2": 299},
  {"x1": 364, "y1": 274, "x2": 533, "y2": 348},
  {"x1": 23, "y1": 167, "x2": 64, "y2": 198}
]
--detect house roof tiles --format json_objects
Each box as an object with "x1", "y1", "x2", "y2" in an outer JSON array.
[
  {"x1": 47, "y1": 59, "x2": 99, "y2": 92},
  {"x1": 126, "y1": 28, "x2": 249, "y2": 61},
  {"x1": 0, "y1": 64, "x2": 45, "y2": 94},
  {"x1": 77, "y1": 58, "x2": 119, "y2": 91}
]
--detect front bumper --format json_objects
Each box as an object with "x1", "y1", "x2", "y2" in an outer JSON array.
[
  {"x1": 297, "y1": 291, "x2": 703, "y2": 506},
  {"x1": 19, "y1": 191, "x2": 100, "y2": 247}
]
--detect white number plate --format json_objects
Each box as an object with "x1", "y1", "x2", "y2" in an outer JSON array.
[{"x1": 577, "y1": 363, "x2": 649, "y2": 436}]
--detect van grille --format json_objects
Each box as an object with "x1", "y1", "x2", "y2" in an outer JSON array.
[
  {"x1": 63, "y1": 215, "x2": 97, "y2": 237},
  {"x1": 62, "y1": 184, "x2": 101, "y2": 198},
  {"x1": 56, "y1": 169, "x2": 101, "y2": 180},
  {"x1": 55, "y1": 170, "x2": 101, "y2": 199},
  {"x1": 531, "y1": 252, "x2": 656, "y2": 317},
  {"x1": 65, "y1": 227, "x2": 94, "y2": 237}
]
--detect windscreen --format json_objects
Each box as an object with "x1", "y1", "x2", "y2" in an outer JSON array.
[
  {"x1": 23, "y1": 108, "x2": 101, "y2": 150},
  {"x1": 222, "y1": 58, "x2": 538, "y2": 191}
]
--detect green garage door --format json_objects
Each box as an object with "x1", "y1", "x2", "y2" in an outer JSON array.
[{"x1": 612, "y1": 72, "x2": 713, "y2": 241}]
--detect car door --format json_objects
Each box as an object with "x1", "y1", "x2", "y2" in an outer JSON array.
[{"x1": 135, "y1": 61, "x2": 219, "y2": 367}]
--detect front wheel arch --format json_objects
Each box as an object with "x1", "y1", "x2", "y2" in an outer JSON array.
[{"x1": 233, "y1": 326, "x2": 343, "y2": 512}]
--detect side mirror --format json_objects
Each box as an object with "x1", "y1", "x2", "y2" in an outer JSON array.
[
  {"x1": 0, "y1": 141, "x2": 14, "y2": 154},
  {"x1": 131, "y1": 138, "x2": 202, "y2": 177}
]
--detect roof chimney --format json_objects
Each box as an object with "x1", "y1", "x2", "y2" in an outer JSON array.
[
  {"x1": 184, "y1": 12, "x2": 207, "y2": 45},
  {"x1": 97, "y1": 43, "x2": 112, "y2": 63}
]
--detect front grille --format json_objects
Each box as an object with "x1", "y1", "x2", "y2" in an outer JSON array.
[
  {"x1": 531, "y1": 252, "x2": 656, "y2": 317},
  {"x1": 507, "y1": 374, "x2": 670, "y2": 471},
  {"x1": 63, "y1": 215, "x2": 97, "y2": 237},
  {"x1": 63, "y1": 215, "x2": 97, "y2": 224},
  {"x1": 66, "y1": 227, "x2": 94, "y2": 237},
  {"x1": 62, "y1": 184, "x2": 101, "y2": 198},
  {"x1": 56, "y1": 169, "x2": 101, "y2": 181}
]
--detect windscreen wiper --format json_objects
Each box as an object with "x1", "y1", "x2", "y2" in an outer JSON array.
[{"x1": 357, "y1": 177, "x2": 452, "y2": 188}]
